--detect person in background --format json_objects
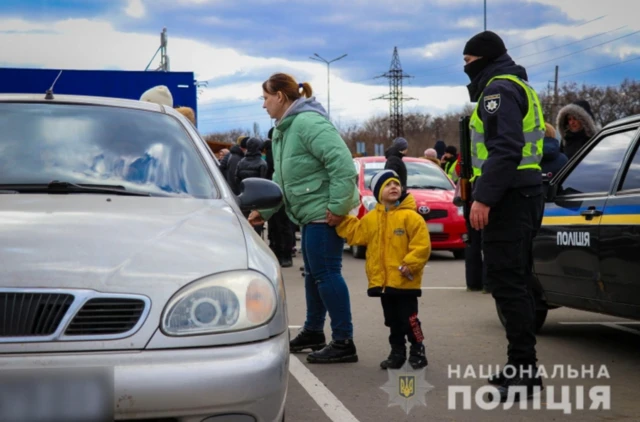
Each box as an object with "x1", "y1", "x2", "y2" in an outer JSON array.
[
  {"x1": 434, "y1": 140, "x2": 446, "y2": 160},
  {"x1": 384, "y1": 137, "x2": 408, "y2": 190},
  {"x1": 140, "y1": 85, "x2": 173, "y2": 107},
  {"x1": 175, "y1": 106, "x2": 196, "y2": 126},
  {"x1": 424, "y1": 148, "x2": 440, "y2": 166},
  {"x1": 556, "y1": 99, "x2": 598, "y2": 160},
  {"x1": 236, "y1": 137, "x2": 268, "y2": 235},
  {"x1": 217, "y1": 148, "x2": 230, "y2": 161},
  {"x1": 220, "y1": 136, "x2": 248, "y2": 195},
  {"x1": 263, "y1": 128, "x2": 294, "y2": 268},
  {"x1": 441, "y1": 145, "x2": 458, "y2": 175},
  {"x1": 249, "y1": 73, "x2": 359, "y2": 363},
  {"x1": 540, "y1": 123, "x2": 568, "y2": 178}
]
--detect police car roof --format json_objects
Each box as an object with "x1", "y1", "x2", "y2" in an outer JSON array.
[{"x1": 602, "y1": 113, "x2": 640, "y2": 130}]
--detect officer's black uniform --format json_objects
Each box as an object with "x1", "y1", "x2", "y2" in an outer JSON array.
[{"x1": 463, "y1": 31, "x2": 544, "y2": 400}]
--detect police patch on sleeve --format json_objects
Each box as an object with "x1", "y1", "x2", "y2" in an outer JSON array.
[{"x1": 484, "y1": 94, "x2": 501, "y2": 114}]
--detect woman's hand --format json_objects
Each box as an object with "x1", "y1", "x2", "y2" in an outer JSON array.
[
  {"x1": 248, "y1": 210, "x2": 265, "y2": 226},
  {"x1": 326, "y1": 209, "x2": 345, "y2": 227}
]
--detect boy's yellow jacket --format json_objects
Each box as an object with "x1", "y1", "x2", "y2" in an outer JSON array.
[{"x1": 336, "y1": 194, "x2": 431, "y2": 296}]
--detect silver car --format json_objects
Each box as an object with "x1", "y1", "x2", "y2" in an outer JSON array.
[{"x1": 0, "y1": 94, "x2": 288, "y2": 422}]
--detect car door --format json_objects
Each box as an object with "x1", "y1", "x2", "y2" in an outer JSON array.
[
  {"x1": 599, "y1": 126, "x2": 640, "y2": 311},
  {"x1": 534, "y1": 127, "x2": 638, "y2": 302}
]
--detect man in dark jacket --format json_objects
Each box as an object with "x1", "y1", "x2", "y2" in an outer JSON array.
[
  {"x1": 220, "y1": 136, "x2": 248, "y2": 195},
  {"x1": 462, "y1": 31, "x2": 545, "y2": 402},
  {"x1": 263, "y1": 131, "x2": 294, "y2": 267},
  {"x1": 236, "y1": 137, "x2": 268, "y2": 235},
  {"x1": 384, "y1": 137, "x2": 408, "y2": 190}
]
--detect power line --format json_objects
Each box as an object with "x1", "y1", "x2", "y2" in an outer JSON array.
[
  {"x1": 526, "y1": 29, "x2": 640, "y2": 69},
  {"x1": 562, "y1": 56, "x2": 640, "y2": 78}
]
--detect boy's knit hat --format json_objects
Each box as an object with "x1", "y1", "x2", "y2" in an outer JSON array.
[{"x1": 370, "y1": 170, "x2": 400, "y2": 203}]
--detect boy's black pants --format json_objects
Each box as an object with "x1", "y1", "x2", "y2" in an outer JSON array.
[{"x1": 381, "y1": 295, "x2": 424, "y2": 346}]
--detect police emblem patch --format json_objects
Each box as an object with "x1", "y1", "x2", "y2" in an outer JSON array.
[{"x1": 484, "y1": 93, "x2": 501, "y2": 114}]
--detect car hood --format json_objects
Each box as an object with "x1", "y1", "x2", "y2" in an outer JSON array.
[
  {"x1": 1, "y1": 196, "x2": 247, "y2": 290},
  {"x1": 0, "y1": 195, "x2": 249, "y2": 352}
]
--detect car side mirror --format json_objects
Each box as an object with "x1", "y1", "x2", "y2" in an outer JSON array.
[{"x1": 237, "y1": 178, "x2": 282, "y2": 212}]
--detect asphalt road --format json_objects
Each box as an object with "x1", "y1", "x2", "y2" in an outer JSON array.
[{"x1": 282, "y1": 247, "x2": 640, "y2": 421}]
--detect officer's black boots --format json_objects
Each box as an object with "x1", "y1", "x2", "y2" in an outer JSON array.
[
  {"x1": 487, "y1": 364, "x2": 544, "y2": 402},
  {"x1": 289, "y1": 329, "x2": 326, "y2": 353},
  {"x1": 380, "y1": 344, "x2": 406, "y2": 370},
  {"x1": 408, "y1": 343, "x2": 428, "y2": 370},
  {"x1": 307, "y1": 339, "x2": 358, "y2": 363}
]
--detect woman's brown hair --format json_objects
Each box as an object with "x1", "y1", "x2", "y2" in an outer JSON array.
[
  {"x1": 545, "y1": 122, "x2": 556, "y2": 139},
  {"x1": 262, "y1": 73, "x2": 312, "y2": 101}
]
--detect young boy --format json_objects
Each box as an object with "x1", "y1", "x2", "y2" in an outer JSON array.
[{"x1": 336, "y1": 170, "x2": 431, "y2": 370}]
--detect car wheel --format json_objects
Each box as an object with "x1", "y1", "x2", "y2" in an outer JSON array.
[
  {"x1": 453, "y1": 249, "x2": 466, "y2": 259},
  {"x1": 352, "y1": 245, "x2": 366, "y2": 259},
  {"x1": 496, "y1": 303, "x2": 549, "y2": 334}
]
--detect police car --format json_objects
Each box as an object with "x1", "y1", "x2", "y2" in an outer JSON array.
[{"x1": 498, "y1": 114, "x2": 640, "y2": 332}]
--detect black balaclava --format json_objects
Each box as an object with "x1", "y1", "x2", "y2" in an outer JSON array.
[{"x1": 463, "y1": 31, "x2": 507, "y2": 101}]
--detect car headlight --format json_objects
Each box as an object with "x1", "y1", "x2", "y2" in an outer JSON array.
[
  {"x1": 362, "y1": 195, "x2": 377, "y2": 211},
  {"x1": 458, "y1": 206, "x2": 464, "y2": 216},
  {"x1": 161, "y1": 270, "x2": 277, "y2": 336}
]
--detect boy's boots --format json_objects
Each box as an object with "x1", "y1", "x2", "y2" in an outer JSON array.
[
  {"x1": 408, "y1": 343, "x2": 428, "y2": 369},
  {"x1": 380, "y1": 344, "x2": 406, "y2": 370}
]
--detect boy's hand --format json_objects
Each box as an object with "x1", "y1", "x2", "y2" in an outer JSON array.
[{"x1": 399, "y1": 265, "x2": 413, "y2": 279}]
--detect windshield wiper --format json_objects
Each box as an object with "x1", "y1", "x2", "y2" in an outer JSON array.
[
  {"x1": 0, "y1": 181, "x2": 151, "y2": 197},
  {"x1": 407, "y1": 185, "x2": 450, "y2": 190}
]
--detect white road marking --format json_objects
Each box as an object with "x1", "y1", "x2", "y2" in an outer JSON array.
[
  {"x1": 421, "y1": 287, "x2": 466, "y2": 290},
  {"x1": 288, "y1": 325, "x2": 302, "y2": 329},
  {"x1": 288, "y1": 355, "x2": 361, "y2": 422}
]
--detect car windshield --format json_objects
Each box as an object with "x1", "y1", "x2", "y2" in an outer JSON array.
[
  {"x1": 362, "y1": 160, "x2": 453, "y2": 191},
  {"x1": 0, "y1": 102, "x2": 216, "y2": 198}
]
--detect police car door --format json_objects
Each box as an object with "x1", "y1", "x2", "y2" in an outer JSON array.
[
  {"x1": 535, "y1": 127, "x2": 638, "y2": 300},
  {"x1": 598, "y1": 125, "x2": 640, "y2": 309}
]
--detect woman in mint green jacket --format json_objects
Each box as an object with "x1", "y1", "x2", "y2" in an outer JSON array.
[{"x1": 249, "y1": 73, "x2": 360, "y2": 364}]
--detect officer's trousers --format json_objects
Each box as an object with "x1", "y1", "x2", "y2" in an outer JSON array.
[
  {"x1": 464, "y1": 221, "x2": 486, "y2": 290},
  {"x1": 483, "y1": 186, "x2": 543, "y2": 366}
]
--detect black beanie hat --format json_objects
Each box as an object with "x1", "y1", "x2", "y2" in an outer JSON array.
[
  {"x1": 463, "y1": 31, "x2": 507, "y2": 61},
  {"x1": 445, "y1": 145, "x2": 458, "y2": 155}
]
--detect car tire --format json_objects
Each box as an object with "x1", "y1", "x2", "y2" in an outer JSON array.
[
  {"x1": 496, "y1": 302, "x2": 549, "y2": 334},
  {"x1": 453, "y1": 249, "x2": 466, "y2": 259},
  {"x1": 352, "y1": 245, "x2": 366, "y2": 259}
]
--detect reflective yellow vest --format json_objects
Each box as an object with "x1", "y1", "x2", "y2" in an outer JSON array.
[
  {"x1": 445, "y1": 159, "x2": 459, "y2": 182},
  {"x1": 469, "y1": 74, "x2": 545, "y2": 182}
]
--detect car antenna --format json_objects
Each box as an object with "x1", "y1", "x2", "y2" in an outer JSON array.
[{"x1": 44, "y1": 70, "x2": 63, "y2": 100}]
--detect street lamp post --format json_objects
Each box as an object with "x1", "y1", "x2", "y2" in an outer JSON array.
[{"x1": 309, "y1": 53, "x2": 347, "y2": 120}]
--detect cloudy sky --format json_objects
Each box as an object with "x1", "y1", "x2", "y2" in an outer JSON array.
[{"x1": 0, "y1": 0, "x2": 638, "y2": 135}]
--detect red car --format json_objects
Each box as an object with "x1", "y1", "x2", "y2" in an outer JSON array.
[{"x1": 349, "y1": 156, "x2": 467, "y2": 259}]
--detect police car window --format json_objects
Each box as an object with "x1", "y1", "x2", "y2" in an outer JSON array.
[
  {"x1": 559, "y1": 129, "x2": 636, "y2": 196},
  {"x1": 620, "y1": 138, "x2": 640, "y2": 191}
]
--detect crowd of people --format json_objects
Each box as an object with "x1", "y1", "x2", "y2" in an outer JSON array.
[{"x1": 136, "y1": 30, "x2": 603, "y2": 403}]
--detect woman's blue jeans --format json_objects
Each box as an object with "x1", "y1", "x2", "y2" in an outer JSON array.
[{"x1": 301, "y1": 223, "x2": 354, "y2": 341}]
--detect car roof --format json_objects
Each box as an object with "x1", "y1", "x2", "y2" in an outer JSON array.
[
  {"x1": 0, "y1": 93, "x2": 166, "y2": 113},
  {"x1": 602, "y1": 114, "x2": 640, "y2": 130}
]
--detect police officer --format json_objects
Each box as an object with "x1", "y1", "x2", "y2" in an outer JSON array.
[{"x1": 462, "y1": 31, "x2": 545, "y2": 401}]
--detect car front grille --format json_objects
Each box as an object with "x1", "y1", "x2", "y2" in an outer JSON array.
[
  {"x1": 0, "y1": 292, "x2": 74, "y2": 337},
  {"x1": 0, "y1": 289, "x2": 150, "y2": 343},
  {"x1": 430, "y1": 233, "x2": 450, "y2": 242},
  {"x1": 65, "y1": 298, "x2": 146, "y2": 336},
  {"x1": 423, "y1": 209, "x2": 448, "y2": 221}
]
